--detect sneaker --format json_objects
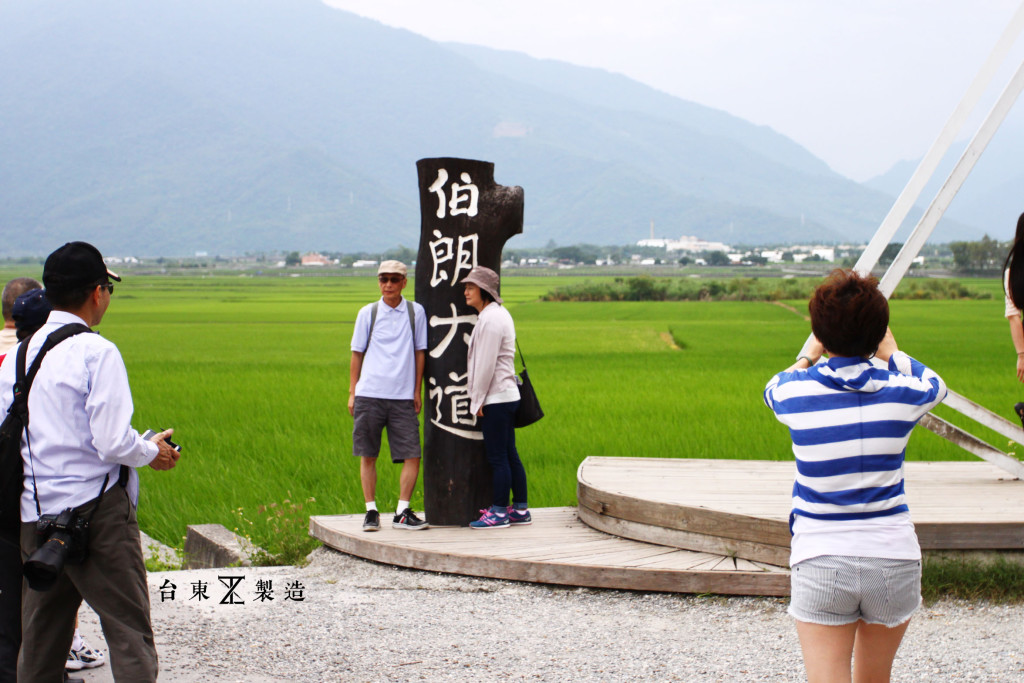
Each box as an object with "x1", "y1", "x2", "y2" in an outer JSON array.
[
  {"x1": 393, "y1": 508, "x2": 429, "y2": 530},
  {"x1": 66, "y1": 637, "x2": 105, "y2": 670},
  {"x1": 362, "y1": 509, "x2": 380, "y2": 532},
  {"x1": 507, "y1": 506, "x2": 532, "y2": 526},
  {"x1": 1015, "y1": 402, "x2": 1024, "y2": 429},
  {"x1": 469, "y1": 508, "x2": 510, "y2": 529}
]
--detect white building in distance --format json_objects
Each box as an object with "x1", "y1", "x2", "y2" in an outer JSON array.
[{"x1": 637, "y1": 235, "x2": 731, "y2": 253}]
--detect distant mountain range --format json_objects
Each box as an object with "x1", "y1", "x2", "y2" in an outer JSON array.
[
  {"x1": 0, "y1": 0, "x2": 994, "y2": 257},
  {"x1": 864, "y1": 116, "x2": 1024, "y2": 239}
]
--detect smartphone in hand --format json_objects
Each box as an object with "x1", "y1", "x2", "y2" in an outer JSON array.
[{"x1": 142, "y1": 429, "x2": 181, "y2": 453}]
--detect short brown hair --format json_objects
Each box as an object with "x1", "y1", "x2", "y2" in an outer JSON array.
[
  {"x1": 2, "y1": 277, "x2": 41, "y2": 322},
  {"x1": 809, "y1": 269, "x2": 889, "y2": 357}
]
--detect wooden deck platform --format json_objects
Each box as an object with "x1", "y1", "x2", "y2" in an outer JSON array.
[
  {"x1": 311, "y1": 456, "x2": 1024, "y2": 596},
  {"x1": 578, "y1": 457, "x2": 1024, "y2": 565},
  {"x1": 310, "y1": 506, "x2": 791, "y2": 596}
]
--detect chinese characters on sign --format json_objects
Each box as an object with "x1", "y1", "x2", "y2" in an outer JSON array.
[
  {"x1": 423, "y1": 169, "x2": 484, "y2": 440},
  {"x1": 157, "y1": 576, "x2": 307, "y2": 604},
  {"x1": 427, "y1": 168, "x2": 479, "y2": 219},
  {"x1": 427, "y1": 230, "x2": 478, "y2": 288},
  {"x1": 427, "y1": 370, "x2": 479, "y2": 440}
]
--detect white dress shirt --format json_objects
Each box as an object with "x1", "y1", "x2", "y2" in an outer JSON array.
[{"x1": 0, "y1": 311, "x2": 157, "y2": 522}]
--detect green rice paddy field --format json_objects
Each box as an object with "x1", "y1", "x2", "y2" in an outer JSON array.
[{"x1": 2, "y1": 271, "x2": 1016, "y2": 553}]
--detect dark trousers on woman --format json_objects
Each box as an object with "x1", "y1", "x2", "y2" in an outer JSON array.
[{"x1": 480, "y1": 400, "x2": 527, "y2": 507}]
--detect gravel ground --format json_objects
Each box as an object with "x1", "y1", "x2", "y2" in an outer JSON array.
[{"x1": 68, "y1": 547, "x2": 1024, "y2": 682}]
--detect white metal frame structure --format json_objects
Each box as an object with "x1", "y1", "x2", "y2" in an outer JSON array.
[{"x1": 800, "y1": 2, "x2": 1024, "y2": 478}]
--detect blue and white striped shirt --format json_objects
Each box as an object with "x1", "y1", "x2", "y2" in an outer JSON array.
[{"x1": 764, "y1": 352, "x2": 946, "y2": 539}]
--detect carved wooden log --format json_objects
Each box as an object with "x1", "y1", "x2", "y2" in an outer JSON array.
[{"x1": 414, "y1": 158, "x2": 524, "y2": 525}]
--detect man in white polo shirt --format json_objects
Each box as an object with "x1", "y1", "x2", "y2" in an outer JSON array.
[{"x1": 349, "y1": 261, "x2": 429, "y2": 531}]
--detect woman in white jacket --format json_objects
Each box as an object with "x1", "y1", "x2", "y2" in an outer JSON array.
[{"x1": 462, "y1": 266, "x2": 530, "y2": 529}]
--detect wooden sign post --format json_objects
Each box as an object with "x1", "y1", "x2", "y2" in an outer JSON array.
[{"x1": 414, "y1": 158, "x2": 524, "y2": 525}]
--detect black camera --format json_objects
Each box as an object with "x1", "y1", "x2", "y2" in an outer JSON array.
[{"x1": 24, "y1": 507, "x2": 90, "y2": 591}]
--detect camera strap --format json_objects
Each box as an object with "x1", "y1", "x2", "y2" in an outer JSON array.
[{"x1": 15, "y1": 323, "x2": 95, "y2": 517}]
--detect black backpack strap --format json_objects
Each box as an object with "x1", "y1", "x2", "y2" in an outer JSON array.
[
  {"x1": 10, "y1": 334, "x2": 33, "y2": 419},
  {"x1": 15, "y1": 324, "x2": 94, "y2": 517},
  {"x1": 365, "y1": 300, "x2": 417, "y2": 354},
  {"x1": 365, "y1": 301, "x2": 379, "y2": 350},
  {"x1": 12, "y1": 323, "x2": 94, "y2": 420},
  {"x1": 24, "y1": 324, "x2": 93, "y2": 388}
]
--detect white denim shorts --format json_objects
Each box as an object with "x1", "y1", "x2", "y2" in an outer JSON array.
[{"x1": 788, "y1": 555, "x2": 921, "y2": 627}]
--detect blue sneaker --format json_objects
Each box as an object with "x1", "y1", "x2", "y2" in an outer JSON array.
[
  {"x1": 469, "y1": 508, "x2": 509, "y2": 529},
  {"x1": 507, "y1": 506, "x2": 532, "y2": 526}
]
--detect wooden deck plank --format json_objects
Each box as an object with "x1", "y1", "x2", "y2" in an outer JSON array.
[
  {"x1": 310, "y1": 507, "x2": 791, "y2": 597},
  {"x1": 577, "y1": 457, "x2": 1024, "y2": 562},
  {"x1": 312, "y1": 458, "x2": 1024, "y2": 597},
  {"x1": 630, "y1": 551, "x2": 718, "y2": 569},
  {"x1": 546, "y1": 545, "x2": 682, "y2": 566}
]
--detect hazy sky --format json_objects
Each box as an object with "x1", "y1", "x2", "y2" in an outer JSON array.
[{"x1": 324, "y1": 0, "x2": 1024, "y2": 182}]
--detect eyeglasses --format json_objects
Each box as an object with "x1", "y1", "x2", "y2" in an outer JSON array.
[
  {"x1": 99, "y1": 283, "x2": 114, "y2": 295},
  {"x1": 378, "y1": 275, "x2": 404, "y2": 284}
]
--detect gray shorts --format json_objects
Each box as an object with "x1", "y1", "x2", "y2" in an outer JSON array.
[
  {"x1": 788, "y1": 555, "x2": 921, "y2": 627},
  {"x1": 352, "y1": 396, "x2": 421, "y2": 462}
]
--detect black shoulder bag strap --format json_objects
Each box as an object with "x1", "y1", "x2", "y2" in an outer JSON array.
[
  {"x1": 15, "y1": 324, "x2": 95, "y2": 517},
  {"x1": 515, "y1": 339, "x2": 527, "y2": 371},
  {"x1": 11, "y1": 323, "x2": 93, "y2": 424},
  {"x1": 15, "y1": 324, "x2": 93, "y2": 400}
]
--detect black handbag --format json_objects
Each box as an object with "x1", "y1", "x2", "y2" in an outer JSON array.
[{"x1": 514, "y1": 341, "x2": 544, "y2": 428}]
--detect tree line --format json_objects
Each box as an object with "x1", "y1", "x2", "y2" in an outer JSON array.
[{"x1": 949, "y1": 235, "x2": 1007, "y2": 273}]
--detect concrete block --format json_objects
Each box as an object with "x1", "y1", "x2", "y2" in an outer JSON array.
[
  {"x1": 184, "y1": 523, "x2": 261, "y2": 569},
  {"x1": 140, "y1": 530, "x2": 180, "y2": 570}
]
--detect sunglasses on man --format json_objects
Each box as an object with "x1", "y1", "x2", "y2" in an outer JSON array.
[{"x1": 378, "y1": 275, "x2": 404, "y2": 284}]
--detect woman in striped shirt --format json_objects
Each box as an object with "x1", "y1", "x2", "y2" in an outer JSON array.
[{"x1": 764, "y1": 269, "x2": 946, "y2": 683}]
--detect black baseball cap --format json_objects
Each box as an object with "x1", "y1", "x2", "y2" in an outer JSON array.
[{"x1": 42, "y1": 242, "x2": 121, "y2": 293}]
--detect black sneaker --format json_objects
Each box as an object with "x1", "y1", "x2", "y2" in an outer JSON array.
[
  {"x1": 362, "y1": 509, "x2": 380, "y2": 532},
  {"x1": 393, "y1": 508, "x2": 429, "y2": 530},
  {"x1": 1015, "y1": 402, "x2": 1024, "y2": 429}
]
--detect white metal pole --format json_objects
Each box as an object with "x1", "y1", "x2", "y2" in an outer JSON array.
[
  {"x1": 854, "y1": 1, "x2": 1024, "y2": 280},
  {"x1": 797, "y1": 1, "x2": 1024, "y2": 358},
  {"x1": 879, "y1": 56, "x2": 1024, "y2": 297}
]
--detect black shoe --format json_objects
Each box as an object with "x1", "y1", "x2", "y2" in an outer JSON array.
[
  {"x1": 1015, "y1": 402, "x2": 1024, "y2": 429},
  {"x1": 362, "y1": 509, "x2": 380, "y2": 531},
  {"x1": 393, "y1": 508, "x2": 429, "y2": 530}
]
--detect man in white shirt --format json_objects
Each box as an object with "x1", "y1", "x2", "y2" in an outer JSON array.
[
  {"x1": 0, "y1": 277, "x2": 41, "y2": 358},
  {"x1": 349, "y1": 261, "x2": 429, "y2": 531},
  {"x1": 0, "y1": 242, "x2": 180, "y2": 682}
]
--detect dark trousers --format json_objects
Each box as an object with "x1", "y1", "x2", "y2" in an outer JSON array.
[
  {"x1": 0, "y1": 536, "x2": 20, "y2": 683},
  {"x1": 480, "y1": 400, "x2": 527, "y2": 508},
  {"x1": 19, "y1": 486, "x2": 157, "y2": 683}
]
